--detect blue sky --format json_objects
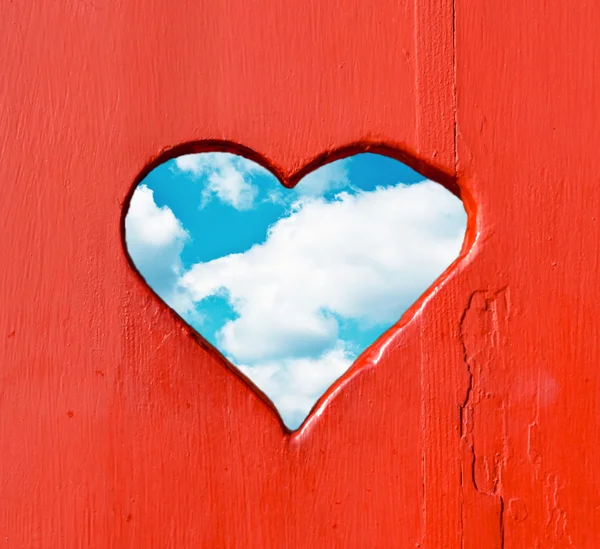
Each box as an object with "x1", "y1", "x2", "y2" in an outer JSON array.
[{"x1": 125, "y1": 152, "x2": 466, "y2": 429}]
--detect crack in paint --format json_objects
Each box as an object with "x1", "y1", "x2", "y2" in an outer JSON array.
[
  {"x1": 459, "y1": 288, "x2": 509, "y2": 548},
  {"x1": 527, "y1": 363, "x2": 575, "y2": 547}
]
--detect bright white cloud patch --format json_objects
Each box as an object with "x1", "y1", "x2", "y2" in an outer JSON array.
[
  {"x1": 294, "y1": 160, "x2": 349, "y2": 197},
  {"x1": 125, "y1": 185, "x2": 194, "y2": 315},
  {"x1": 175, "y1": 152, "x2": 266, "y2": 210},
  {"x1": 127, "y1": 184, "x2": 188, "y2": 248},
  {"x1": 178, "y1": 181, "x2": 465, "y2": 364},
  {"x1": 176, "y1": 153, "x2": 352, "y2": 208},
  {"x1": 238, "y1": 344, "x2": 354, "y2": 429}
]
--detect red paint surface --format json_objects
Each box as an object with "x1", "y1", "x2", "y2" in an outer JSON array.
[{"x1": 0, "y1": 0, "x2": 598, "y2": 547}]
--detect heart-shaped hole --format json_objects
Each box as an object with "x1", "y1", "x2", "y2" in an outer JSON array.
[{"x1": 124, "y1": 149, "x2": 467, "y2": 430}]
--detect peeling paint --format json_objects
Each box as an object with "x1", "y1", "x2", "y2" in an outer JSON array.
[
  {"x1": 459, "y1": 288, "x2": 510, "y2": 547},
  {"x1": 543, "y1": 473, "x2": 575, "y2": 547}
]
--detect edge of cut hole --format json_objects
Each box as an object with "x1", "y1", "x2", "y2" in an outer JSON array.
[{"x1": 121, "y1": 140, "x2": 478, "y2": 436}]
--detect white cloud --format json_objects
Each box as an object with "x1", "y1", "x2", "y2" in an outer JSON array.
[
  {"x1": 125, "y1": 184, "x2": 194, "y2": 316},
  {"x1": 175, "y1": 152, "x2": 266, "y2": 210},
  {"x1": 238, "y1": 344, "x2": 354, "y2": 430},
  {"x1": 265, "y1": 159, "x2": 351, "y2": 206},
  {"x1": 176, "y1": 153, "x2": 352, "y2": 209},
  {"x1": 178, "y1": 181, "x2": 467, "y2": 365},
  {"x1": 126, "y1": 184, "x2": 188, "y2": 248},
  {"x1": 294, "y1": 160, "x2": 349, "y2": 197}
]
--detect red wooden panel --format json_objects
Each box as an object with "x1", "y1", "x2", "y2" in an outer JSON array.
[
  {"x1": 0, "y1": 0, "x2": 597, "y2": 547},
  {"x1": 455, "y1": 2, "x2": 600, "y2": 546}
]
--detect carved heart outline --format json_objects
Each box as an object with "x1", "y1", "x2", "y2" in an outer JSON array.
[{"x1": 121, "y1": 140, "x2": 477, "y2": 435}]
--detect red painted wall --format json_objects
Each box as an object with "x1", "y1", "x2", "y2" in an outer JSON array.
[{"x1": 0, "y1": 1, "x2": 598, "y2": 546}]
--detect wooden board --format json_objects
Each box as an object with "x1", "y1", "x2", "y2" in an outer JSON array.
[{"x1": 0, "y1": 0, "x2": 597, "y2": 546}]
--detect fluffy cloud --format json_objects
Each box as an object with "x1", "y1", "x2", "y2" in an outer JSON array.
[
  {"x1": 238, "y1": 344, "x2": 354, "y2": 430},
  {"x1": 125, "y1": 185, "x2": 194, "y2": 315},
  {"x1": 293, "y1": 160, "x2": 350, "y2": 197},
  {"x1": 178, "y1": 181, "x2": 466, "y2": 366},
  {"x1": 126, "y1": 184, "x2": 188, "y2": 249},
  {"x1": 175, "y1": 152, "x2": 266, "y2": 210},
  {"x1": 176, "y1": 153, "x2": 351, "y2": 209}
]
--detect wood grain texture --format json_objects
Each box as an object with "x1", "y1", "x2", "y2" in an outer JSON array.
[
  {"x1": 0, "y1": 0, "x2": 596, "y2": 547},
  {"x1": 455, "y1": 2, "x2": 600, "y2": 546}
]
